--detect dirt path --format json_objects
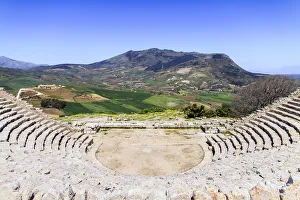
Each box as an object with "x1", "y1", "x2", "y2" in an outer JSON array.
[{"x1": 96, "y1": 129, "x2": 205, "y2": 176}]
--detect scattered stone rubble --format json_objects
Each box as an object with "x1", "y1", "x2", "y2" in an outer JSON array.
[
  {"x1": 81, "y1": 119, "x2": 233, "y2": 134},
  {"x1": 0, "y1": 88, "x2": 299, "y2": 199}
]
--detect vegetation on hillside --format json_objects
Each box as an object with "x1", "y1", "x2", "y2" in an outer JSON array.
[
  {"x1": 41, "y1": 98, "x2": 66, "y2": 110},
  {"x1": 230, "y1": 75, "x2": 297, "y2": 117},
  {"x1": 183, "y1": 104, "x2": 231, "y2": 119}
]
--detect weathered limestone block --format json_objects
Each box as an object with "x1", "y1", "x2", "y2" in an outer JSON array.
[
  {"x1": 280, "y1": 174, "x2": 300, "y2": 200},
  {"x1": 225, "y1": 188, "x2": 251, "y2": 200},
  {"x1": 192, "y1": 188, "x2": 212, "y2": 200},
  {"x1": 0, "y1": 182, "x2": 22, "y2": 200},
  {"x1": 167, "y1": 185, "x2": 192, "y2": 200},
  {"x1": 127, "y1": 188, "x2": 158, "y2": 200},
  {"x1": 21, "y1": 187, "x2": 38, "y2": 200},
  {"x1": 206, "y1": 185, "x2": 227, "y2": 200},
  {"x1": 249, "y1": 182, "x2": 280, "y2": 200},
  {"x1": 144, "y1": 190, "x2": 167, "y2": 200}
]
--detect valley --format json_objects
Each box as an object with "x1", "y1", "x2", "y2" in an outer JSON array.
[
  {"x1": 0, "y1": 48, "x2": 252, "y2": 117},
  {"x1": 14, "y1": 83, "x2": 233, "y2": 117}
]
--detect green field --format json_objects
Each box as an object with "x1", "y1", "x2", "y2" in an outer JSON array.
[
  {"x1": 63, "y1": 89, "x2": 189, "y2": 115},
  {"x1": 0, "y1": 77, "x2": 235, "y2": 116},
  {"x1": 0, "y1": 78, "x2": 44, "y2": 95},
  {"x1": 196, "y1": 91, "x2": 233, "y2": 105}
]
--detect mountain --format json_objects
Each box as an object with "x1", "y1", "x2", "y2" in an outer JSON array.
[
  {"x1": 26, "y1": 48, "x2": 265, "y2": 91},
  {"x1": 285, "y1": 74, "x2": 300, "y2": 80},
  {"x1": 0, "y1": 56, "x2": 39, "y2": 69},
  {"x1": 86, "y1": 48, "x2": 197, "y2": 69}
]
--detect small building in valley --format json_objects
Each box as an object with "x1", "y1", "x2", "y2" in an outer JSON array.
[{"x1": 37, "y1": 84, "x2": 58, "y2": 90}]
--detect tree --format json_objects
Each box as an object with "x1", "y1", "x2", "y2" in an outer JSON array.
[
  {"x1": 231, "y1": 75, "x2": 297, "y2": 117},
  {"x1": 216, "y1": 107, "x2": 231, "y2": 117},
  {"x1": 183, "y1": 104, "x2": 205, "y2": 118},
  {"x1": 41, "y1": 98, "x2": 66, "y2": 110}
]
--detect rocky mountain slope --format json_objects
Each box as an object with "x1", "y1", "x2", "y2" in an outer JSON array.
[
  {"x1": 0, "y1": 56, "x2": 39, "y2": 69},
  {"x1": 31, "y1": 48, "x2": 263, "y2": 91}
]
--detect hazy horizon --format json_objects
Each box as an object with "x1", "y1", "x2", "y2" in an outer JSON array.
[{"x1": 0, "y1": 0, "x2": 299, "y2": 74}]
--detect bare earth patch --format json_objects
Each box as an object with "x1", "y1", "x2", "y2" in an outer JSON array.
[
  {"x1": 42, "y1": 108, "x2": 65, "y2": 118},
  {"x1": 35, "y1": 88, "x2": 76, "y2": 102},
  {"x1": 74, "y1": 93, "x2": 108, "y2": 102},
  {"x1": 96, "y1": 129, "x2": 204, "y2": 176},
  {"x1": 176, "y1": 67, "x2": 192, "y2": 74}
]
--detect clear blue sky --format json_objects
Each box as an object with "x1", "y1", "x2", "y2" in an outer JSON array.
[{"x1": 0, "y1": 0, "x2": 299, "y2": 74}]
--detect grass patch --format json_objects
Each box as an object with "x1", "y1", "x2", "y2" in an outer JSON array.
[
  {"x1": 0, "y1": 78, "x2": 44, "y2": 95},
  {"x1": 63, "y1": 102, "x2": 93, "y2": 115},
  {"x1": 197, "y1": 92, "x2": 233, "y2": 105},
  {"x1": 144, "y1": 95, "x2": 188, "y2": 108}
]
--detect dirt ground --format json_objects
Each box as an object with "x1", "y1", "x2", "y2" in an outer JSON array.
[
  {"x1": 42, "y1": 108, "x2": 65, "y2": 118},
  {"x1": 96, "y1": 129, "x2": 205, "y2": 176},
  {"x1": 35, "y1": 88, "x2": 75, "y2": 102},
  {"x1": 34, "y1": 88, "x2": 108, "y2": 103},
  {"x1": 74, "y1": 93, "x2": 108, "y2": 102}
]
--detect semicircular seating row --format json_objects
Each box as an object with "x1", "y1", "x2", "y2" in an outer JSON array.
[
  {"x1": 206, "y1": 96, "x2": 300, "y2": 161},
  {"x1": 0, "y1": 93, "x2": 94, "y2": 157}
]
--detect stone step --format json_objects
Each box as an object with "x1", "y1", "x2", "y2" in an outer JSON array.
[
  {"x1": 51, "y1": 130, "x2": 71, "y2": 151},
  {"x1": 270, "y1": 110, "x2": 300, "y2": 131},
  {"x1": 69, "y1": 132, "x2": 86, "y2": 149},
  {"x1": 255, "y1": 117, "x2": 290, "y2": 145},
  {"x1": 211, "y1": 135, "x2": 227, "y2": 159},
  {"x1": 228, "y1": 135, "x2": 242, "y2": 155},
  {"x1": 59, "y1": 134, "x2": 72, "y2": 153},
  {"x1": 72, "y1": 135, "x2": 93, "y2": 157},
  {"x1": 12, "y1": 106, "x2": 23, "y2": 112},
  {"x1": 293, "y1": 98, "x2": 300, "y2": 103},
  {"x1": 206, "y1": 136, "x2": 221, "y2": 161},
  {"x1": 0, "y1": 100, "x2": 12, "y2": 106},
  {"x1": 229, "y1": 130, "x2": 248, "y2": 154},
  {"x1": 249, "y1": 120, "x2": 281, "y2": 147},
  {"x1": 43, "y1": 127, "x2": 68, "y2": 151},
  {"x1": 244, "y1": 123, "x2": 272, "y2": 150},
  {"x1": 277, "y1": 106, "x2": 300, "y2": 119},
  {"x1": 24, "y1": 123, "x2": 52, "y2": 148},
  {"x1": 0, "y1": 103, "x2": 17, "y2": 109},
  {"x1": 34, "y1": 124, "x2": 61, "y2": 151},
  {"x1": 64, "y1": 132, "x2": 86, "y2": 157},
  {"x1": 80, "y1": 136, "x2": 94, "y2": 154},
  {"x1": 0, "y1": 114, "x2": 23, "y2": 133},
  {"x1": 61, "y1": 132, "x2": 82, "y2": 153},
  {"x1": 217, "y1": 134, "x2": 236, "y2": 155},
  {"x1": 26, "y1": 121, "x2": 56, "y2": 149},
  {"x1": 0, "y1": 115, "x2": 30, "y2": 142},
  {"x1": 0, "y1": 110, "x2": 17, "y2": 121},
  {"x1": 239, "y1": 125, "x2": 264, "y2": 151},
  {"x1": 261, "y1": 114, "x2": 298, "y2": 143},
  {"x1": 17, "y1": 120, "x2": 49, "y2": 147},
  {"x1": 283, "y1": 102, "x2": 300, "y2": 112},
  {"x1": 9, "y1": 120, "x2": 38, "y2": 144},
  {"x1": 234, "y1": 127, "x2": 256, "y2": 152},
  {"x1": 271, "y1": 109, "x2": 300, "y2": 122},
  {"x1": 0, "y1": 108, "x2": 11, "y2": 115},
  {"x1": 76, "y1": 134, "x2": 90, "y2": 148},
  {"x1": 266, "y1": 112, "x2": 300, "y2": 139},
  {"x1": 287, "y1": 100, "x2": 300, "y2": 108}
]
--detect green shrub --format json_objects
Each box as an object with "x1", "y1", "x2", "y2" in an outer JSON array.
[
  {"x1": 216, "y1": 107, "x2": 231, "y2": 117},
  {"x1": 204, "y1": 109, "x2": 217, "y2": 118},
  {"x1": 139, "y1": 107, "x2": 165, "y2": 114},
  {"x1": 183, "y1": 104, "x2": 205, "y2": 118}
]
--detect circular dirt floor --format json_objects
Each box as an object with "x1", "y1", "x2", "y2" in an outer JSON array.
[{"x1": 95, "y1": 129, "x2": 205, "y2": 176}]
